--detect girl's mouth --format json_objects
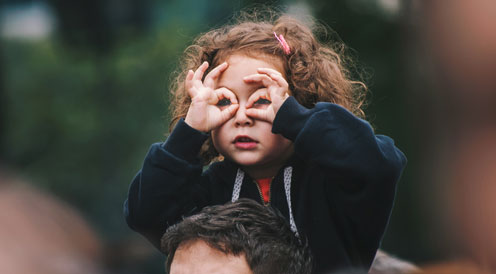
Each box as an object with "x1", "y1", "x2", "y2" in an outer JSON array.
[{"x1": 234, "y1": 136, "x2": 258, "y2": 149}]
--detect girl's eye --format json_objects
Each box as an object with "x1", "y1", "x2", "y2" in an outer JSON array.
[
  {"x1": 217, "y1": 98, "x2": 232, "y2": 106},
  {"x1": 254, "y1": 98, "x2": 272, "y2": 105}
]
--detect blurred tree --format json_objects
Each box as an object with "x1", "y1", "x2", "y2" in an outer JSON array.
[{"x1": 47, "y1": 0, "x2": 151, "y2": 53}]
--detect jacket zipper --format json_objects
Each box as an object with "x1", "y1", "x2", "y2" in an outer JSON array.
[{"x1": 252, "y1": 178, "x2": 273, "y2": 206}]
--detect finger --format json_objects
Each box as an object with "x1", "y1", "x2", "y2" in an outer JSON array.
[
  {"x1": 257, "y1": 67, "x2": 283, "y2": 77},
  {"x1": 215, "y1": 87, "x2": 238, "y2": 104},
  {"x1": 209, "y1": 88, "x2": 237, "y2": 106},
  {"x1": 185, "y1": 70, "x2": 195, "y2": 96},
  {"x1": 219, "y1": 104, "x2": 239, "y2": 124},
  {"x1": 193, "y1": 61, "x2": 209, "y2": 82},
  {"x1": 257, "y1": 68, "x2": 289, "y2": 90},
  {"x1": 243, "y1": 74, "x2": 274, "y2": 87},
  {"x1": 203, "y1": 62, "x2": 228, "y2": 88},
  {"x1": 245, "y1": 108, "x2": 273, "y2": 123},
  {"x1": 245, "y1": 88, "x2": 269, "y2": 109}
]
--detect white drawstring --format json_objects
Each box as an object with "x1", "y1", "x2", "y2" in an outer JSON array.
[
  {"x1": 231, "y1": 166, "x2": 299, "y2": 236},
  {"x1": 283, "y1": 166, "x2": 298, "y2": 237},
  {"x1": 231, "y1": 168, "x2": 244, "y2": 202}
]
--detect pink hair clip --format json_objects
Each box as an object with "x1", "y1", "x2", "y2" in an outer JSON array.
[{"x1": 274, "y1": 32, "x2": 291, "y2": 55}]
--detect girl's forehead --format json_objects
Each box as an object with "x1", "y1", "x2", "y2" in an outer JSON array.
[
  {"x1": 216, "y1": 54, "x2": 283, "y2": 96},
  {"x1": 223, "y1": 51, "x2": 285, "y2": 72},
  {"x1": 224, "y1": 53, "x2": 285, "y2": 75}
]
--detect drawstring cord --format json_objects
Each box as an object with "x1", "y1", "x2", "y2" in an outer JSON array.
[
  {"x1": 231, "y1": 167, "x2": 299, "y2": 236},
  {"x1": 231, "y1": 168, "x2": 244, "y2": 202}
]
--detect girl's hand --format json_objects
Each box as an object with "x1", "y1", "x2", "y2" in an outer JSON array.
[
  {"x1": 184, "y1": 61, "x2": 239, "y2": 132},
  {"x1": 243, "y1": 68, "x2": 290, "y2": 123}
]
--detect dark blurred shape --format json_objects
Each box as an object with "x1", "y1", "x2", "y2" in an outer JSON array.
[
  {"x1": 104, "y1": 233, "x2": 162, "y2": 274},
  {"x1": 46, "y1": 0, "x2": 151, "y2": 52},
  {"x1": 0, "y1": 170, "x2": 105, "y2": 274},
  {"x1": 0, "y1": 42, "x2": 4, "y2": 163}
]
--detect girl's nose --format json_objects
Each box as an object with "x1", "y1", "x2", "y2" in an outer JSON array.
[{"x1": 234, "y1": 105, "x2": 253, "y2": 126}]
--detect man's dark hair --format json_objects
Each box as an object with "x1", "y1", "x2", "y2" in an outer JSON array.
[{"x1": 161, "y1": 198, "x2": 313, "y2": 274}]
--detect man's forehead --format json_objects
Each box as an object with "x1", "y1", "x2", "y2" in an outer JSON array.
[{"x1": 170, "y1": 239, "x2": 252, "y2": 274}]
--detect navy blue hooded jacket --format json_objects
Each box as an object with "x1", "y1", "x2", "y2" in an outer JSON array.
[{"x1": 124, "y1": 96, "x2": 407, "y2": 273}]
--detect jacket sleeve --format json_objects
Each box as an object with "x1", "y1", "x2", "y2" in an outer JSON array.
[
  {"x1": 123, "y1": 119, "x2": 211, "y2": 250},
  {"x1": 272, "y1": 96, "x2": 407, "y2": 264}
]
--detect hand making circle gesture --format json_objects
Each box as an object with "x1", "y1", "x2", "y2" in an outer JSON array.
[
  {"x1": 184, "y1": 61, "x2": 239, "y2": 132},
  {"x1": 243, "y1": 68, "x2": 290, "y2": 123}
]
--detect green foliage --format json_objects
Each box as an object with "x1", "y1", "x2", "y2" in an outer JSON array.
[{"x1": 2, "y1": 27, "x2": 193, "y2": 239}]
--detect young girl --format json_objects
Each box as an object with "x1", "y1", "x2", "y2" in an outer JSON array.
[{"x1": 125, "y1": 10, "x2": 406, "y2": 273}]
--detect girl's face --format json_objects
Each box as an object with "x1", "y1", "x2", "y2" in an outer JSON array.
[{"x1": 211, "y1": 54, "x2": 293, "y2": 179}]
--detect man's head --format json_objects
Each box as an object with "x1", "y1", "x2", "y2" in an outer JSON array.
[
  {"x1": 0, "y1": 172, "x2": 104, "y2": 274},
  {"x1": 161, "y1": 198, "x2": 313, "y2": 274}
]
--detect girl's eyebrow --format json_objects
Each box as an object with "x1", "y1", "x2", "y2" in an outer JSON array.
[
  {"x1": 249, "y1": 84, "x2": 265, "y2": 93},
  {"x1": 217, "y1": 85, "x2": 232, "y2": 90},
  {"x1": 217, "y1": 85, "x2": 239, "y2": 95},
  {"x1": 217, "y1": 83, "x2": 264, "y2": 94},
  {"x1": 245, "y1": 82, "x2": 264, "y2": 90}
]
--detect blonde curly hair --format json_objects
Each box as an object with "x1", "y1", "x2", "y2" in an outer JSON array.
[{"x1": 168, "y1": 9, "x2": 368, "y2": 164}]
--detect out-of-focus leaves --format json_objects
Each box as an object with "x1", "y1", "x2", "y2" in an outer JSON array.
[{"x1": 2, "y1": 27, "x2": 194, "y2": 241}]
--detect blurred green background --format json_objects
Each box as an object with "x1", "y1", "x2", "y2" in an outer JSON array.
[{"x1": 0, "y1": 0, "x2": 448, "y2": 273}]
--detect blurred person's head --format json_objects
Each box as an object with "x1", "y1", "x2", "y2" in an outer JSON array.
[
  {"x1": 416, "y1": 1, "x2": 496, "y2": 271},
  {"x1": 423, "y1": 0, "x2": 496, "y2": 120},
  {"x1": 369, "y1": 250, "x2": 420, "y2": 274},
  {"x1": 161, "y1": 198, "x2": 313, "y2": 274},
  {"x1": 420, "y1": 260, "x2": 490, "y2": 274},
  {"x1": 0, "y1": 171, "x2": 104, "y2": 274},
  {"x1": 446, "y1": 129, "x2": 496, "y2": 270}
]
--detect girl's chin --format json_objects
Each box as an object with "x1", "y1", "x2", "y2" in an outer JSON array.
[
  {"x1": 231, "y1": 157, "x2": 278, "y2": 170},
  {"x1": 233, "y1": 159, "x2": 262, "y2": 167},
  {"x1": 223, "y1": 152, "x2": 262, "y2": 165}
]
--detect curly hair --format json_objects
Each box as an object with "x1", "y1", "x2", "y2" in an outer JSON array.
[
  {"x1": 169, "y1": 8, "x2": 368, "y2": 163},
  {"x1": 161, "y1": 198, "x2": 313, "y2": 274}
]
